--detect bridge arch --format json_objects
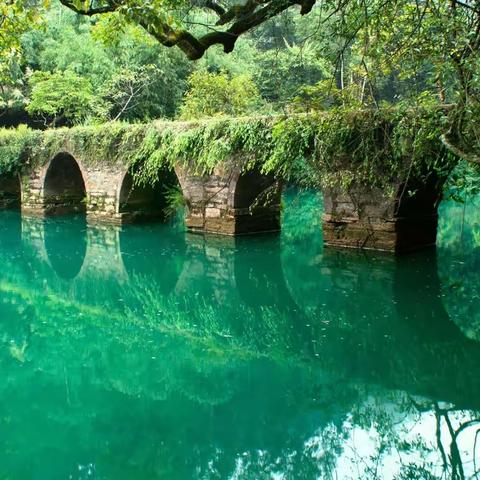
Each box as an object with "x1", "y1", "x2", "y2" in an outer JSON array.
[
  {"x1": 392, "y1": 173, "x2": 445, "y2": 252},
  {"x1": 0, "y1": 173, "x2": 21, "y2": 209},
  {"x1": 231, "y1": 170, "x2": 279, "y2": 209},
  {"x1": 230, "y1": 169, "x2": 282, "y2": 234},
  {"x1": 42, "y1": 152, "x2": 87, "y2": 216},
  {"x1": 117, "y1": 167, "x2": 180, "y2": 223}
]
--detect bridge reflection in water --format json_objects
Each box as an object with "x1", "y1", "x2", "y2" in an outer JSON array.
[{"x1": 0, "y1": 192, "x2": 478, "y2": 479}]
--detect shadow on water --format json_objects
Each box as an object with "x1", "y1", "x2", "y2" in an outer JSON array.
[
  {"x1": 280, "y1": 243, "x2": 480, "y2": 408},
  {"x1": 234, "y1": 234, "x2": 298, "y2": 310},
  {"x1": 0, "y1": 209, "x2": 21, "y2": 251}
]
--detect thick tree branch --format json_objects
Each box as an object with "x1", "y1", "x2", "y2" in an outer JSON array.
[
  {"x1": 58, "y1": 0, "x2": 316, "y2": 59},
  {"x1": 200, "y1": 0, "x2": 226, "y2": 16},
  {"x1": 440, "y1": 133, "x2": 480, "y2": 164},
  {"x1": 451, "y1": 0, "x2": 480, "y2": 14}
]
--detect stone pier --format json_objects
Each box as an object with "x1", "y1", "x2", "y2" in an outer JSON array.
[
  {"x1": 175, "y1": 164, "x2": 282, "y2": 235},
  {"x1": 322, "y1": 175, "x2": 444, "y2": 253}
]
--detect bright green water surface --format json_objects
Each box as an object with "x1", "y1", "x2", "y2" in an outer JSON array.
[{"x1": 1, "y1": 190, "x2": 480, "y2": 479}]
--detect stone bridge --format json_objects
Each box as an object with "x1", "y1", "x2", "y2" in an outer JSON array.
[
  {"x1": 0, "y1": 129, "x2": 448, "y2": 253},
  {"x1": 0, "y1": 149, "x2": 282, "y2": 235}
]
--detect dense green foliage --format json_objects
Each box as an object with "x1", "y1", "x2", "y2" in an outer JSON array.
[
  {"x1": 1, "y1": 1, "x2": 335, "y2": 126},
  {"x1": 26, "y1": 70, "x2": 94, "y2": 125},
  {"x1": 0, "y1": 106, "x2": 458, "y2": 195},
  {"x1": 179, "y1": 71, "x2": 262, "y2": 119}
]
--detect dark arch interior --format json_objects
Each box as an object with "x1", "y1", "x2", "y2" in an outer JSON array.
[
  {"x1": 395, "y1": 174, "x2": 444, "y2": 218},
  {"x1": 394, "y1": 173, "x2": 446, "y2": 251},
  {"x1": 119, "y1": 168, "x2": 179, "y2": 223},
  {"x1": 0, "y1": 174, "x2": 21, "y2": 209},
  {"x1": 233, "y1": 171, "x2": 279, "y2": 209},
  {"x1": 44, "y1": 153, "x2": 86, "y2": 215},
  {"x1": 44, "y1": 216, "x2": 87, "y2": 280}
]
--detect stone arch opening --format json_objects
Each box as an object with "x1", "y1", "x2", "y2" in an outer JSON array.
[
  {"x1": 393, "y1": 173, "x2": 446, "y2": 252},
  {"x1": 395, "y1": 175, "x2": 444, "y2": 218},
  {"x1": 43, "y1": 153, "x2": 86, "y2": 216},
  {"x1": 231, "y1": 169, "x2": 282, "y2": 234},
  {"x1": 233, "y1": 170, "x2": 280, "y2": 209},
  {"x1": 118, "y1": 168, "x2": 180, "y2": 223},
  {"x1": 0, "y1": 173, "x2": 21, "y2": 209}
]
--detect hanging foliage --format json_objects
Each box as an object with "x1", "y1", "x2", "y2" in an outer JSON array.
[{"x1": 0, "y1": 106, "x2": 458, "y2": 192}]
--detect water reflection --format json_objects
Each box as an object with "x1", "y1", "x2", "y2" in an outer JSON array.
[
  {"x1": 119, "y1": 223, "x2": 186, "y2": 296},
  {"x1": 44, "y1": 215, "x2": 87, "y2": 279},
  {"x1": 234, "y1": 235, "x2": 297, "y2": 309},
  {"x1": 0, "y1": 210, "x2": 21, "y2": 251},
  {"x1": 438, "y1": 194, "x2": 480, "y2": 343},
  {"x1": 0, "y1": 191, "x2": 478, "y2": 478}
]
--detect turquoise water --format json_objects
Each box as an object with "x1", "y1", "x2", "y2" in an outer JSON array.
[{"x1": 0, "y1": 189, "x2": 480, "y2": 479}]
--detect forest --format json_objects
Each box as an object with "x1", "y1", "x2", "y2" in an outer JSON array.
[
  {"x1": 2, "y1": 0, "x2": 338, "y2": 126},
  {"x1": 1, "y1": 0, "x2": 479, "y2": 132}
]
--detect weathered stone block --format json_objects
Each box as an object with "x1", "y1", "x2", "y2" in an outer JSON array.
[
  {"x1": 322, "y1": 178, "x2": 443, "y2": 253},
  {"x1": 205, "y1": 207, "x2": 221, "y2": 218}
]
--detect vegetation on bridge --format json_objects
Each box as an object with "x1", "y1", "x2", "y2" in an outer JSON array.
[{"x1": 0, "y1": 105, "x2": 459, "y2": 196}]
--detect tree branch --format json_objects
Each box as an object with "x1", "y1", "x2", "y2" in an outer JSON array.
[
  {"x1": 198, "y1": 0, "x2": 226, "y2": 17},
  {"x1": 58, "y1": 0, "x2": 316, "y2": 59},
  {"x1": 440, "y1": 133, "x2": 480, "y2": 164}
]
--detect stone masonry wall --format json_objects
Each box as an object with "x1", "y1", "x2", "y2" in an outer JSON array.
[
  {"x1": 175, "y1": 163, "x2": 282, "y2": 235},
  {"x1": 21, "y1": 151, "x2": 126, "y2": 224},
  {"x1": 19, "y1": 149, "x2": 282, "y2": 236},
  {"x1": 322, "y1": 183, "x2": 440, "y2": 253}
]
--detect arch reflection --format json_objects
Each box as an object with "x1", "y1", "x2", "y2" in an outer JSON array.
[
  {"x1": 44, "y1": 215, "x2": 87, "y2": 280},
  {"x1": 281, "y1": 234, "x2": 480, "y2": 411},
  {"x1": 437, "y1": 192, "x2": 480, "y2": 342},
  {"x1": 393, "y1": 250, "x2": 480, "y2": 408},
  {"x1": 119, "y1": 223, "x2": 186, "y2": 296},
  {"x1": 0, "y1": 210, "x2": 21, "y2": 252},
  {"x1": 234, "y1": 235, "x2": 297, "y2": 310}
]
